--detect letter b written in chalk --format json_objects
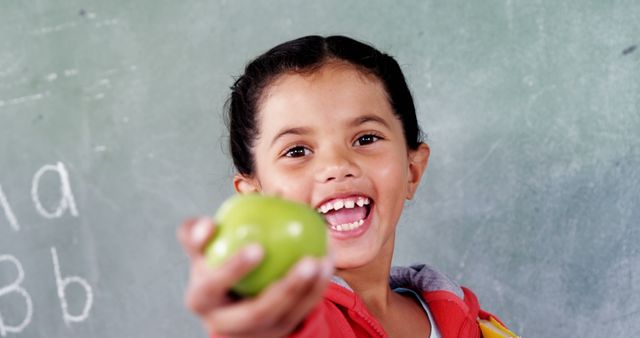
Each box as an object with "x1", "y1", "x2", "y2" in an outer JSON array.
[
  {"x1": 0, "y1": 255, "x2": 33, "y2": 337},
  {"x1": 51, "y1": 247, "x2": 93, "y2": 326}
]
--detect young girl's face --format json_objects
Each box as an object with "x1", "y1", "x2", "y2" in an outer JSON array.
[{"x1": 235, "y1": 62, "x2": 429, "y2": 270}]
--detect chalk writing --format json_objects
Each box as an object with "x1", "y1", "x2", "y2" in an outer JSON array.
[
  {"x1": 31, "y1": 162, "x2": 79, "y2": 219},
  {"x1": 0, "y1": 92, "x2": 49, "y2": 108},
  {"x1": 51, "y1": 247, "x2": 94, "y2": 326},
  {"x1": 0, "y1": 255, "x2": 33, "y2": 337},
  {"x1": 0, "y1": 185, "x2": 19, "y2": 231},
  {"x1": 1, "y1": 162, "x2": 95, "y2": 335}
]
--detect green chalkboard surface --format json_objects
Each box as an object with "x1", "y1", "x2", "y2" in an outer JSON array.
[{"x1": 1, "y1": 1, "x2": 639, "y2": 337}]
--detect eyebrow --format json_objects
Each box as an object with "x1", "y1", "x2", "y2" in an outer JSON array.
[
  {"x1": 349, "y1": 114, "x2": 391, "y2": 129},
  {"x1": 270, "y1": 127, "x2": 312, "y2": 147},
  {"x1": 269, "y1": 114, "x2": 391, "y2": 147}
]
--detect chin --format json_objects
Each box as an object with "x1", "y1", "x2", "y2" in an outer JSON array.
[{"x1": 332, "y1": 246, "x2": 378, "y2": 270}]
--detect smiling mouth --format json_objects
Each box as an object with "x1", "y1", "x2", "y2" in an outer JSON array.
[{"x1": 316, "y1": 196, "x2": 373, "y2": 232}]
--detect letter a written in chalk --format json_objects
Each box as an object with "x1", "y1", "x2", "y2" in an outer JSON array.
[{"x1": 31, "y1": 162, "x2": 79, "y2": 219}]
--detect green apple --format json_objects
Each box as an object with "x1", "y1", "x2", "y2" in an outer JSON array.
[{"x1": 204, "y1": 194, "x2": 328, "y2": 297}]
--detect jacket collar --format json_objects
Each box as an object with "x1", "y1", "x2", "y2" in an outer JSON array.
[
  {"x1": 330, "y1": 264, "x2": 464, "y2": 299},
  {"x1": 389, "y1": 264, "x2": 464, "y2": 298}
]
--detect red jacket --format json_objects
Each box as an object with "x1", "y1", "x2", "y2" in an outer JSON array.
[
  {"x1": 291, "y1": 264, "x2": 511, "y2": 338},
  {"x1": 211, "y1": 264, "x2": 513, "y2": 337}
]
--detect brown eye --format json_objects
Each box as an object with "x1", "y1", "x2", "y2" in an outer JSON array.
[
  {"x1": 285, "y1": 146, "x2": 311, "y2": 158},
  {"x1": 354, "y1": 134, "x2": 381, "y2": 146}
]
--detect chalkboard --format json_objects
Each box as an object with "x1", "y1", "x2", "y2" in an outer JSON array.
[{"x1": 1, "y1": 1, "x2": 639, "y2": 337}]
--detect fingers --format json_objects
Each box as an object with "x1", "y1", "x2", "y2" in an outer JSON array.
[
  {"x1": 186, "y1": 244, "x2": 264, "y2": 315},
  {"x1": 206, "y1": 256, "x2": 333, "y2": 336},
  {"x1": 178, "y1": 216, "x2": 334, "y2": 338},
  {"x1": 178, "y1": 217, "x2": 215, "y2": 258}
]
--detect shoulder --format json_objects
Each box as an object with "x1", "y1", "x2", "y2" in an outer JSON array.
[
  {"x1": 390, "y1": 264, "x2": 464, "y2": 297},
  {"x1": 391, "y1": 264, "x2": 518, "y2": 338}
]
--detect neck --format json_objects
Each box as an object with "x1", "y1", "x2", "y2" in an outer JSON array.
[{"x1": 336, "y1": 237, "x2": 397, "y2": 316}]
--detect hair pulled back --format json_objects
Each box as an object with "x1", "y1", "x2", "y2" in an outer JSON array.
[{"x1": 226, "y1": 35, "x2": 423, "y2": 175}]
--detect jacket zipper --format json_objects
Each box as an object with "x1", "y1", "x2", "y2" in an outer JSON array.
[{"x1": 355, "y1": 309, "x2": 386, "y2": 337}]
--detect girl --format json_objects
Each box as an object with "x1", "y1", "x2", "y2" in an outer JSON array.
[{"x1": 177, "y1": 35, "x2": 516, "y2": 338}]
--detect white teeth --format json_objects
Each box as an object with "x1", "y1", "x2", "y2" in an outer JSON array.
[
  {"x1": 318, "y1": 197, "x2": 371, "y2": 214},
  {"x1": 331, "y1": 219, "x2": 365, "y2": 232},
  {"x1": 348, "y1": 222, "x2": 356, "y2": 230}
]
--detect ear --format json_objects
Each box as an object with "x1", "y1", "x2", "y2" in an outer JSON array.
[
  {"x1": 233, "y1": 174, "x2": 261, "y2": 194},
  {"x1": 406, "y1": 143, "x2": 430, "y2": 200}
]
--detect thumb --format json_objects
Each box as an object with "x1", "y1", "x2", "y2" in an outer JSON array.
[{"x1": 178, "y1": 217, "x2": 216, "y2": 258}]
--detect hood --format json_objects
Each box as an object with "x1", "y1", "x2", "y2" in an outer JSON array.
[
  {"x1": 390, "y1": 264, "x2": 464, "y2": 298},
  {"x1": 330, "y1": 263, "x2": 464, "y2": 299}
]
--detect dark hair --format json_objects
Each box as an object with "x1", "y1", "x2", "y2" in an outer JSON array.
[{"x1": 226, "y1": 35, "x2": 423, "y2": 175}]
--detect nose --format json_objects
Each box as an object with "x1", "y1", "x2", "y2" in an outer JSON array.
[{"x1": 314, "y1": 147, "x2": 361, "y2": 183}]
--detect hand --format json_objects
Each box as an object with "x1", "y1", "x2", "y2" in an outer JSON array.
[{"x1": 177, "y1": 218, "x2": 333, "y2": 338}]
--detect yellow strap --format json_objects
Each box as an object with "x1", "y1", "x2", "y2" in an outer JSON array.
[{"x1": 478, "y1": 317, "x2": 519, "y2": 338}]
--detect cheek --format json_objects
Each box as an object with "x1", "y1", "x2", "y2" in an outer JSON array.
[
  {"x1": 252, "y1": 145, "x2": 314, "y2": 203},
  {"x1": 258, "y1": 171, "x2": 312, "y2": 204},
  {"x1": 367, "y1": 154, "x2": 410, "y2": 214},
  {"x1": 369, "y1": 152, "x2": 410, "y2": 189}
]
